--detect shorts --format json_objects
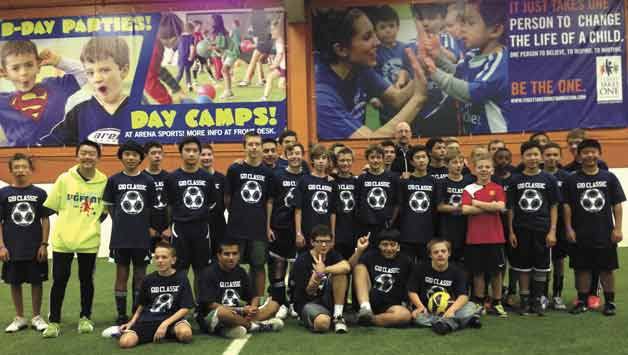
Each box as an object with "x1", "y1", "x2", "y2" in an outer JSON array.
[
  {"x1": 552, "y1": 233, "x2": 569, "y2": 260},
  {"x1": 238, "y1": 239, "x2": 268, "y2": 269},
  {"x1": 334, "y1": 243, "x2": 354, "y2": 261},
  {"x1": 195, "y1": 55, "x2": 208, "y2": 65},
  {"x1": 1, "y1": 259, "x2": 48, "y2": 285},
  {"x1": 301, "y1": 302, "x2": 331, "y2": 330},
  {"x1": 465, "y1": 244, "x2": 505, "y2": 274},
  {"x1": 569, "y1": 245, "x2": 619, "y2": 271},
  {"x1": 399, "y1": 242, "x2": 427, "y2": 263},
  {"x1": 370, "y1": 292, "x2": 398, "y2": 315},
  {"x1": 278, "y1": 68, "x2": 286, "y2": 78},
  {"x1": 109, "y1": 248, "x2": 151, "y2": 267},
  {"x1": 269, "y1": 228, "x2": 296, "y2": 261},
  {"x1": 256, "y1": 39, "x2": 273, "y2": 55},
  {"x1": 509, "y1": 228, "x2": 551, "y2": 272},
  {"x1": 128, "y1": 319, "x2": 189, "y2": 345},
  {"x1": 222, "y1": 54, "x2": 237, "y2": 67},
  {"x1": 172, "y1": 221, "x2": 211, "y2": 271}
]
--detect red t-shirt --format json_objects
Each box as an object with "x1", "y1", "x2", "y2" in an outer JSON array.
[{"x1": 462, "y1": 181, "x2": 506, "y2": 245}]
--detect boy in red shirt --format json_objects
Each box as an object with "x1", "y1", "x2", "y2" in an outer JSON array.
[{"x1": 462, "y1": 155, "x2": 508, "y2": 318}]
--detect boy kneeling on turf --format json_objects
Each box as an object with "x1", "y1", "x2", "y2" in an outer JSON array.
[
  {"x1": 196, "y1": 240, "x2": 284, "y2": 339},
  {"x1": 408, "y1": 240, "x2": 481, "y2": 335},
  {"x1": 118, "y1": 241, "x2": 193, "y2": 348}
]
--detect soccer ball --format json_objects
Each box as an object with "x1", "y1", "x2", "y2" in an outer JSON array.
[
  {"x1": 222, "y1": 288, "x2": 241, "y2": 307},
  {"x1": 154, "y1": 192, "x2": 167, "y2": 210},
  {"x1": 183, "y1": 186, "x2": 204, "y2": 210},
  {"x1": 518, "y1": 189, "x2": 542, "y2": 212},
  {"x1": 241, "y1": 181, "x2": 262, "y2": 204},
  {"x1": 428, "y1": 291, "x2": 451, "y2": 315},
  {"x1": 374, "y1": 273, "x2": 394, "y2": 293},
  {"x1": 367, "y1": 187, "x2": 387, "y2": 210},
  {"x1": 120, "y1": 190, "x2": 144, "y2": 215},
  {"x1": 11, "y1": 202, "x2": 35, "y2": 227},
  {"x1": 284, "y1": 187, "x2": 295, "y2": 208},
  {"x1": 311, "y1": 191, "x2": 329, "y2": 214},
  {"x1": 339, "y1": 190, "x2": 355, "y2": 213},
  {"x1": 409, "y1": 191, "x2": 430, "y2": 213},
  {"x1": 580, "y1": 188, "x2": 605, "y2": 213},
  {"x1": 449, "y1": 194, "x2": 462, "y2": 207}
]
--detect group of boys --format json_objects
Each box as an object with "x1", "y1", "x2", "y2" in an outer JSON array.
[{"x1": 0, "y1": 126, "x2": 623, "y2": 345}]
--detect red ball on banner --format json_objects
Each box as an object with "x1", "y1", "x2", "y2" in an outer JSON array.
[{"x1": 196, "y1": 84, "x2": 216, "y2": 100}]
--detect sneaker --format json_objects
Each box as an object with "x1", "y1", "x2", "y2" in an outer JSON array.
[
  {"x1": 31, "y1": 316, "x2": 48, "y2": 331},
  {"x1": 220, "y1": 91, "x2": 235, "y2": 100},
  {"x1": 603, "y1": 303, "x2": 616, "y2": 316},
  {"x1": 289, "y1": 304, "x2": 298, "y2": 318},
  {"x1": 467, "y1": 314, "x2": 482, "y2": 329},
  {"x1": 221, "y1": 325, "x2": 247, "y2": 339},
  {"x1": 77, "y1": 317, "x2": 94, "y2": 334},
  {"x1": 276, "y1": 305, "x2": 289, "y2": 320},
  {"x1": 552, "y1": 296, "x2": 567, "y2": 310},
  {"x1": 570, "y1": 301, "x2": 588, "y2": 315},
  {"x1": 5, "y1": 317, "x2": 28, "y2": 333},
  {"x1": 101, "y1": 325, "x2": 121, "y2": 338},
  {"x1": 333, "y1": 316, "x2": 348, "y2": 334},
  {"x1": 237, "y1": 80, "x2": 250, "y2": 87},
  {"x1": 357, "y1": 307, "x2": 374, "y2": 325},
  {"x1": 43, "y1": 322, "x2": 61, "y2": 338},
  {"x1": 252, "y1": 318, "x2": 284, "y2": 332},
  {"x1": 519, "y1": 302, "x2": 532, "y2": 316},
  {"x1": 432, "y1": 321, "x2": 452, "y2": 335},
  {"x1": 491, "y1": 304, "x2": 508, "y2": 318},
  {"x1": 536, "y1": 296, "x2": 548, "y2": 316},
  {"x1": 587, "y1": 295, "x2": 601, "y2": 310},
  {"x1": 255, "y1": 80, "x2": 266, "y2": 87},
  {"x1": 475, "y1": 302, "x2": 487, "y2": 316},
  {"x1": 260, "y1": 96, "x2": 268, "y2": 101},
  {"x1": 115, "y1": 314, "x2": 129, "y2": 326}
]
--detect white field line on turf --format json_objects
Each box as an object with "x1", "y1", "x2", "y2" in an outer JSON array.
[{"x1": 222, "y1": 334, "x2": 252, "y2": 355}]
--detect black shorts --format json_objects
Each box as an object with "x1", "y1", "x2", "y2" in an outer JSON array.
[
  {"x1": 400, "y1": 242, "x2": 427, "y2": 263},
  {"x1": 256, "y1": 39, "x2": 273, "y2": 55},
  {"x1": 509, "y1": 228, "x2": 551, "y2": 272},
  {"x1": 269, "y1": 228, "x2": 296, "y2": 261},
  {"x1": 172, "y1": 221, "x2": 211, "y2": 271},
  {"x1": 110, "y1": 248, "x2": 151, "y2": 267},
  {"x1": 1, "y1": 259, "x2": 48, "y2": 285},
  {"x1": 370, "y1": 291, "x2": 398, "y2": 315},
  {"x1": 569, "y1": 245, "x2": 619, "y2": 271},
  {"x1": 334, "y1": 243, "x2": 354, "y2": 261},
  {"x1": 465, "y1": 244, "x2": 505, "y2": 274},
  {"x1": 238, "y1": 239, "x2": 268, "y2": 269},
  {"x1": 129, "y1": 319, "x2": 189, "y2": 345}
]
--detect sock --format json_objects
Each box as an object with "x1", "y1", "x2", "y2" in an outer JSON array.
[
  {"x1": 508, "y1": 269, "x2": 518, "y2": 294},
  {"x1": 520, "y1": 290, "x2": 531, "y2": 307},
  {"x1": 333, "y1": 305, "x2": 344, "y2": 318},
  {"x1": 552, "y1": 270, "x2": 564, "y2": 298},
  {"x1": 604, "y1": 292, "x2": 615, "y2": 304},
  {"x1": 115, "y1": 291, "x2": 127, "y2": 317},
  {"x1": 590, "y1": 272, "x2": 600, "y2": 296},
  {"x1": 270, "y1": 279, "x2": 287, "y2": 306},
  {"x1": 132, "y1": 289, "x2": 141, "y2": 313},
  {"x1": 360, "y1": 302, "x2": 372, "y2": 311},
  {"x1": 577, "y1": 292, "x2": 588, "y2": 304},
  {"x1": 532, "y1": 272, "x2": 548, "y2": 299}
]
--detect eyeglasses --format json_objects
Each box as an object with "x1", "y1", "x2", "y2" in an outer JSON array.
[{"x1": 313, "y1": 240, "x2": 332, "y2": 245}]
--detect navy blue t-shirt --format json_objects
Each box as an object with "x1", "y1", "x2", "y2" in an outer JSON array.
[
  {"x1": 290, "y1": 250, "x2": 344, "y2": 315},
  {"x1": 104, "y1": 172, "x2": 157, "y2": 249},
  {"x1": 0, "y1": 185, "x2": 53, "y2": 260},
  {"x1": 437, "y1": 175, "x2": 474, "y2": 249},
  {"x1": 209, "y1": 171, "x2": 227, "y2": 231},
  {"x1": 358, "y1": 250, "x2": 412, "y2": 306},
  {"x1": 398, "y1": 174, "x2": 438, "y2": 244},
  {"x1": 507, "y1": 171, "x2": 559, "y2": 233},
  {"x1": 138, "y1": 271, "x2": 194, "y2": 323},
  {"x1": 270, "y1": 168, "x2": 304, "y2": 230},
  {"x1": 428, "y1": 165, "x2": 449, "y2": 180},
  {"x1": 546, "y1": 168, "x2": 571, "y2": 239},
  {"x1": 198, "y1": 262, "x2": 251, "y2": 309},
  {"x1": 294, "y1": 174, "x2": 337, "y2": 238},
  {"x1": 335, "y1": 175, "x2": 358, "y2": 246},
  {"x1": 355, "y1": 171, "x2": 399, "y2": 226},
  {"x1": 275, "y1": 158, "x2": 310, "y2": 174},
  {"x1": 165, "y1": 168, "x2": 215, "y2": 223},
  {"x1": 408, "y1": 263, "x2": 467, "y2": 306},
  {"x1": 145, "y1": 170, "x2": 169, "y2": 232}
]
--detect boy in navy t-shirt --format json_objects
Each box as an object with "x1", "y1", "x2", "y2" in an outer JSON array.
[{"x1": 143, "y1": 141, "x2": 169, "y2": 248}]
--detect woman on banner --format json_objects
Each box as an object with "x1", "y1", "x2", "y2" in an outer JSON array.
[{"x1": 313, "y1": 8, "x2": 428, "y2": 140}]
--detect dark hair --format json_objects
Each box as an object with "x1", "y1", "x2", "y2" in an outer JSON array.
[
  {"x1": 381, "y1": 140, "x2": 396, "y2": 149},
  {"x1": 212, "y1": 14, "x2": 228, "y2": 36},
  {"x1": 0, "y1": 40, "x2": 37, "y2": 68},
  {"x1": 243, "y1": 131, "x2": 262, "y2": 147},
  {"x1": 487, "y1": 139, "x2": 505, "y2": 149},
  {"x1": 364, "y1": 143, "x2": 384, "y2": 159},
  {"x1": 158, "y1": 13, "x2": 184, "y2": 40},
  {"x1": 376, "y1": 228, "x2": 400, "y2": 244},
  {"x1": 467, "y1": 0, "x2": 507, "y2": 43},
  {"x1": 494, "y1": 147, "x2": 511, "y2": 156},
  {"x1": 313, "y1": 7, "x2": 368, "y2": 64},
  {"x1": 80, "y1": 36, "x2": 129, "y2": 69},
  {"x1": 76, "y1": 139, "x2": 101, "y2": 157},
  {"x1": 542, "y1": 142, "x2": 561, "y2": 153},
  {"x1": 278, "y1": 129, "x2": 297, "y2": 144},
  {"x1": 8, "y1": 153, "x2": 33, "y2": 171},
  {"x1": 217, "y1": 239, "x2": 240, "y2": 254},
  {"x1": 370, "y1": 5, "x2": 399, "y2": 26},
  {"x1": 411, "y1": 4, "x2": 446, "y2": 20},
  {"x1": 262, "y1": 137, "x2": 277, "y2": 146},
  {"x1": 425, "y1": 137, "x2": 444, "y2": 153},
  {"x1": 285, "y1": 143, "x2": 304, "y2": 155},
  {"x1": 154, "y1": 240, "x2": 176, "y2": 257},
  {"x1": 117, "y1": 140, "x2": 145, "y2": 161},
  {"x1": 311, "y1": 224, "x2": 332, "y2": 240},
  {"x1": 577, "y1": 139, "x2": 602, "y2": 154},
  {"x1": 567, "y1": 128, "x2": 586, "y2": 141},
  {"x1": 178, "y1": 137, "x2": 202, "y2": 153},
  {"x1": 144, "y1": 141, "x2": 163, "y2": 153},
  {"x1": 409, "y1": 144, "x2": 428, "y2": 159},
  {"x1": 310, "y1": 144, "x2": 328, "y2": 161},
  {"x1": 520, "y1": 140, "x2": 542, "y2": 155},
  {"x1": 529, "y1": 131, "x2": 549, "y2": 142},
  {"x1": 336, "y1": 147, "x2": 353, "y2": 157},
  {"x1": 202, "y1": 143, "x2": 214, "y2": 152}
]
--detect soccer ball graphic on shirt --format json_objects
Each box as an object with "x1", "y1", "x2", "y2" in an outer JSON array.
[
  {"x1": 284, "y1": 187, "x2": 296, "y2": 208},
  {"x1": 150, "y1": 293, "x2": 174, "y2": 313},
  {"x1": 120, "y1": 190, "x2": 144, "y2": 215},
  {"x1": 518, "y1": 189, "x2": 542, "y2": 212},
  {"x1": 311, "y1": 191, "x2": 329, "y2": 214},
  {"x1": 183, "y1": 186, "x2": 204, "y2": 210},
  {"x1": 11, "y1": 202, "x2": 35, "y2": 227},
  {"x1": 580, "y1": 188, "x2": 606, "y2": 213},
  {"x1": 241, "y1": 181, "x2": 262, "y2": 204},
  {"x1": 367, "y1": 187, "x2": 387, "y2": 210},
  {"x1": 374, "y1": 273, "x2": 394, "y2": 293},
  {"x1": 154, "y1": 192, "x2": 166, "y2": 210},
  {"x1": 339, "y1": 190, "x2": 355, "y2": 213},
  {"x1": 409, "y1": 191, "x2": 430, "y2": 213},
  {"x1": 222, "y1": 289, "x2": 241, "y2": 307},
  {"x1": 449, "y1": 194, "x2": 462, "y2": 207}
]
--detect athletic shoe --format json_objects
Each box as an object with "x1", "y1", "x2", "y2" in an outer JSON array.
[
  {"x1": 101, "y1": 325, "x2": 121, "y2": 338},
  {"x1": 77, "y1": 317, "x2": 95, "y2": 334},
  {"x1": 357, "y1": 307, "x2": 374, "y2": 325},
  {"x1": 31, "y1": 315, "x2": 48, "y2": 331},
  {"x1": 43, "y1": 322, "x2": 61, "y2": 338},
  {"x1": 491, "y1": 304, "x2": 508, "y2": 318},
  {"x1": 536, "y1": 296, "x2": 548, "y2": 316},
  {"x1": 276, "y1": 305, "x2": 289, "y2": 320},
  {"x1": 116, "y1": 314, "x2": 129, "y2": 326},
  {"x1": 221, "y1": 326, "x2": 247, "y2": 339},
  {"x1": 237, "y1": 80, "x2": 250, "y2": 87},
  {"x1": 255, "y1": 80, "x2": 267, "y2": 87},
  {"x1": 252, "y1": 318, "x2": 284, "y2": 332},
  {"x1": 467, "y1": 314, "x2": 482, "y2": 329},
  {"x1": 219, "y1": 91, "x2": 235, "y2": 100},
  {"x1": 289, "y1": 304, "x2": 298, "y2": 318},
  {"x1": 432, "y1": 321, "x2": 452, "y2": 335},
  {"x1": 519, "y1": 302, "x2": 532, "y2": 316},
  {"x1": 587, "y1": 295, "x2": 601, "y2": 310},
  {"x1": 570, "y1": 301, "x2": 588, "y2": 315},
  {"x1": 5, "y1": 317, "x2": 28, "y2": 333},
  {"x1": 260, "y1": 96, "x2": 268, "y2": 101},
  {"x1": 552, "y1": 297, "x2": 567, "y2": 310},
  {"x1": 333, "y1": 316, "x2": 348, "y2": 334},
  {"x1": 603, "y1": 303, "x2": 616, "y2": 316}
]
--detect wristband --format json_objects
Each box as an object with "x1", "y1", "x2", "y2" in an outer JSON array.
[{"x1": 315, "y1": 271, "x2": 325, "y2": 279}]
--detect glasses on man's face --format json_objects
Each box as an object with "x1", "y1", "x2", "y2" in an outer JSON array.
[{"x1": 313, "y1": 239, "x2": 332, "y2": 245}]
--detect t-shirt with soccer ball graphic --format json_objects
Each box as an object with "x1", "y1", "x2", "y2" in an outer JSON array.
[
  {"x1": 290, "y1": 249, "x2": 344, "y2": 315},
  {"x1": 225, "y1": 162, "x2": 274, "y2": 241},
  {"x1": 437, "y1": 175, "x2": 475, "y2": 249},
  {"x1": 198, "y1": 262, "x2": 252, "y2": 310},
  {"x1": 137, "y1": 271, "x2": 194, "y2": 323},
  {"x1": 355, "y1": 171, "x2": 399, "y2": 227},
  {"x1": 209, "y1": 171, "x2": 227, "y2": 231},
  {"x1": 563, "y1": 170, "x2": 626, "y2": 248},
  {"x1": 428, "y1": 166, "x2": 449, "y2": 180},
  {"x1": 358, "y1": 250, "x2": 412, "y2": 307},
  {"x1": 104, "y1": 172, "x2": 157, "y2": 249},
  {"x1": 398, "y1": 175, "x2": 438, "y2": 244},
  {"x1": 547, "y1": 169, "x2": 571, "y2": 239},
  {"x1": 335, "y1": 175, "x2": 358, "y2": 246},
  {"x1": 165, "y1": 168, "x2": 216, "y2": 223},
  {"x1": 294, "y1": 174, "x2": 337, "y2": 239},
  {"x1": 507, "y1": 172, "x2": 560, "y2": 233},
  {"x1": 270, "y1": 168, "x2": 305, "y2": 230},
  {"x1": 0, "y1": 185, "x2": 53, "y2": 260},
  {"x1": 407, "y1": 262, "x2": 467, "y2": 307},
  {"x1": 145, "y1": 170, "x2": 169, "y2": 232}
]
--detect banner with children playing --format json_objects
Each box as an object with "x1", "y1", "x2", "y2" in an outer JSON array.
[
  {"x1": 313, "y1": 1, "x2": 628, "y2": 140},
  {"x1": 0, "y1": 8, "x2": 287, "y2": 147}
]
